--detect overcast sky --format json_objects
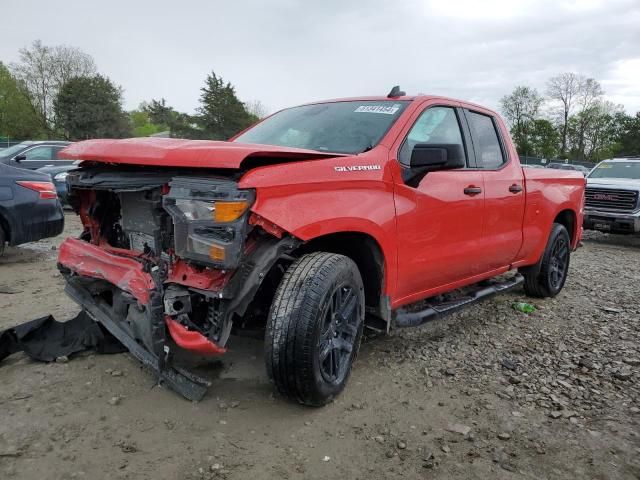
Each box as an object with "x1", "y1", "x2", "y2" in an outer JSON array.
[{"x1": 2, "y1": 0, "x2": 639, "y2": 115}]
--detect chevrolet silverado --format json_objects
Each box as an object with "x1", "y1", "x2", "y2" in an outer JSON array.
[{"x1": 57, "y1": 90, "x2": 585, "y2": 405}]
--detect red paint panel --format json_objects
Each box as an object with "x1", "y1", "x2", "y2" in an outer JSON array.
[
  {"x1": 240, "y1": 153, "x2": 399, "y2": 297},
  {"x1": 165, "y1": 317, "x2": 226, "y2": 355},
  {"x1": 58, "y1": 237, "x2": 155, "y2": 304}
]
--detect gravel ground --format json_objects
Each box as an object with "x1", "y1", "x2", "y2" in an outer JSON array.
[{"x1": 0, "y1": 215, "x2": 638, "y2": 480}]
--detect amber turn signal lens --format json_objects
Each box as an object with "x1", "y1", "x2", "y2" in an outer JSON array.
[
  {"x1": 213, "y1": 200, "x2": 249, "y2": 222},
  {"x1": 209, "y1": 245, "x2": 226, "y2": 261}
]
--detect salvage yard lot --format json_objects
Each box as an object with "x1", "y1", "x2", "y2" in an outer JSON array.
[{"x1": 0, "y1": 214, "x2": 639, "y2": 480}]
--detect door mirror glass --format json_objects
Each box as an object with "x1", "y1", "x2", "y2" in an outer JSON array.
[
  {"x1": 14, "y1": 154, "x2": 26, "y2": 162},
  {"x1": 410, "y1": 143, "x2": 465, "y2": 171}
]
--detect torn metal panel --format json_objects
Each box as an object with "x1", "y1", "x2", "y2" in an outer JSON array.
[{"x1": 58, "y1": 237, "x2": 155, "y2": 304}]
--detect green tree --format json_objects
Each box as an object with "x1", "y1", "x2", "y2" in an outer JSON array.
[
  {"x1": 54, "y1": 75, "x2": 131, "y2": 140},
  {"x1": 528, "y1": 119, "x2": 559, "y2": 159},
  {"x1": 141, "y1": 98, "x2": 203, "y2": 138},
  {"x1": 197, "y1": 71, "x2": 256, "y2": 140},
  {"x1": 0, "y1": 62, "x2": 43, "y2": 139},
  {"x1": 11, "y1": 40, "x2": 96, "y2": 134},
  {"x1": 130, "y1": 103, "x2": 167, "y2": 137},
  {"x1": 615, "y1": 112, "x2": 640, "y2": 157},
  {"x1": 500, "y1": 86, "x2": 543, "y2": 155}
]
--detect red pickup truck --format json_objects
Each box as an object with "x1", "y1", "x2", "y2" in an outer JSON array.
[{"x1": 58, "y1": 91, "x2": 585, "y2": 405}]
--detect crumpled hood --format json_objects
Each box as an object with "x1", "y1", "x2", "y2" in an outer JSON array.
[{"x1": 60, "y1": 137, "x2": 346, "y2": 169}]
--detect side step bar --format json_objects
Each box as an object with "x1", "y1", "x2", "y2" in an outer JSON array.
[
  {"x1": 394, "y1": 273, "x2": 524, "y2": 328},
  {"x1": 65, "y1": 279, "x2": 211, "y2": 401}
]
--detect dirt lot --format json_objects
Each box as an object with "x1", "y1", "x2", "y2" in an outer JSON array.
[{"x1": 0, "y1": 214, "x2": 639, "y2": 480}]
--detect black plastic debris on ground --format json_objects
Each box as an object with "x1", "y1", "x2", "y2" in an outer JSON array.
[{"x1": 0, "y1": 311, "x2": 125, "y2": 364}]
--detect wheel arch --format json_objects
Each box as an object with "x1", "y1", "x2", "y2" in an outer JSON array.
[
  {"x1": 297, "y1": 231, "x2": 391, "y2": 330},
  {"x1": 553, "y1": 208, "x2": 577, "y2": 246}
]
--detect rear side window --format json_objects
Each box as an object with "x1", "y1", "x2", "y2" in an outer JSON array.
[
  {"x1": 398, "y1": 106, "x2": 466, "y2": 165},
  {"x1": 24, "y1": 146, "x2": 53, "y2": 161},
  {"x1": 466, "y1": 111, "x2": 505, "y2": 169}
]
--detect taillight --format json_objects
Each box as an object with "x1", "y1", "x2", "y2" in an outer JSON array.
[{"x1": 16, "y1": 181, "x2": 58, "y2": 200}]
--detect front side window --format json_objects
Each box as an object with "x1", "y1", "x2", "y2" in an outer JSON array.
[
  {"x1": 234, "y1": 100, "x2": 409, "y2": 154},
  {"x1": 24, "y1": 146, "x2": 54, "y2": 161},
  {"x1": 398, "y1": 106, "x2": 465, "y2": 165},
  {"x1": 589, "y1": 161, "x2": 640, "y2": 179},
  {"x1": 466, "y1": 111, "x2": 505, "y2": 169}
]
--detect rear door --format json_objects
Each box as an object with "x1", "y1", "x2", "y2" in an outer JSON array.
[
  {"x1": 463, "y1": 108, "x2": 525, "y2": 271},
  {"x1": 392, "y1": 102, "x2": 486, "y2": 303}
]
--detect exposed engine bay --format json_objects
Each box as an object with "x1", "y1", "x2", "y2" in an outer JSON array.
[{"x1": 57, "y1": 165, "x2": 299, "y2": 399}]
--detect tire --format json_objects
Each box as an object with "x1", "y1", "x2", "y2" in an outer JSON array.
[
  {"x1": 265, "y1": 252, "x2": 365, "y2": 406},
  {"x1": 0, "y1": 224, "x2": 5, "y2": 257},
  {"x1": 523, "y1": 223, "x2": 571, "y2": 298}
]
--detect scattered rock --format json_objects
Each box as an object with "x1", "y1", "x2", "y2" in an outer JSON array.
[
  {"x1": 111, "y1": 370, "x2": 123, "y2": 377},
  {"x1": 497, "y1": 432, "x2": 511, "y2": 441},
  {"x1": 396, "y1": 440, "x2": 407, "y2": 450},
  {"x1": 445, "y1": 423, "x2": 471, "y2": 436},
  {"x1": 501, "y1": 358, "x2": 516, "y2": 371},
  {"x1": 108, "y1": 396, "x2": 122, "y2": 406},
  {"x1": 549, "y1": 411, "x2": 563, "y2": 419},
  {"x1": 55, "y1": 355, "x2": 69, "y2": 364}
]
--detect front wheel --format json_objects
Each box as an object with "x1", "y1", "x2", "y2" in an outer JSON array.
[
  {"x1": 265, "y1": 252, "x2": 364, "y2": 406},
  {"x1": 523, "y1": 223, "x2": 571, "y2": 298}
]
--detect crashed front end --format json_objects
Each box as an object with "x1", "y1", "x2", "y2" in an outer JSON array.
[{"x1": 58, "y1": 166, "x2": 297, "y2": 400}]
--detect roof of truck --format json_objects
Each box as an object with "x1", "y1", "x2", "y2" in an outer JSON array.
[{"x1": 302, "y1": 95, "x2": 498, "y2": 115}]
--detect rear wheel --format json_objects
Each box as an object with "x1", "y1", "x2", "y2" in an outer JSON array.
[
  {"x1": 523, "y1": 223, "x2": 570, "y2": 298},
  {"x1": 265, "y1": 252, "x2": 364, "y2": 406}
]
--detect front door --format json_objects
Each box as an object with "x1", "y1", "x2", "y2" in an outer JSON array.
[{"x1": 392, "y1": 103, "x2": 486, "y2": 304}]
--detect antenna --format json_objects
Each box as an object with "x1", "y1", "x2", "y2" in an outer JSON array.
[{"x1": 387, "y1": 86, "x2": 405, "y2": 98}]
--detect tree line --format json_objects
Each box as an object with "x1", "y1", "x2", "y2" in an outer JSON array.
[
  {"x1": 1, "y1": 40, "x2": 265, "y2": 143},
  {"x1": 500, "y1": 74, "x2": 639, "y2": 162},
  {"x1": 1, "y1": 40, "x2": 638, "y2": 162}
]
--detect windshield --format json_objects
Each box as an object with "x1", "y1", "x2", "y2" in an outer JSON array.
[
  {"x1": 589, "y1": 161, "x2": 640, "y2": 179},
  {"x1": 234, "y1": 100, "x2": 410, "y2": 154},
  {"x1": 0, "y1": 143, "x2": 30, "y2": 157}
]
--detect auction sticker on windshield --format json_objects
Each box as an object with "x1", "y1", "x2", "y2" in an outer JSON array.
[{"x1": 354, "y1": 104, "x2": 401, "y2": 114}]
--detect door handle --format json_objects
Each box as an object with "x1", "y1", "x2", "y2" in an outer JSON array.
[
  {"x1": 509, "y1": 184, "x2": 523, "y2": 193},
  {"x1": 463, "y1": 186, "x2": 482, "y2": 196}
]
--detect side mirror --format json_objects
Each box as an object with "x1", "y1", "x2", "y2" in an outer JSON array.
[
  {"x1": 409, "y1": 143, "x2": 465, "y2": 171},
  {"x1": 14, "y1": 154, "x2": 26, "y2": 163}
]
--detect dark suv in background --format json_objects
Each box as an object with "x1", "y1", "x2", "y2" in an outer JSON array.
[{"x1": 0, "y1": 140, "x2": 74, "y2": 170}]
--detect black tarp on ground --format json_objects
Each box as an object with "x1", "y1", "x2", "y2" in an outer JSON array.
[{"x1": 0, "y1": 311, "x2": 125, "y2": 364}]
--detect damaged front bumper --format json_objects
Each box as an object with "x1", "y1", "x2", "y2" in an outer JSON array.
[
  {"x1": 59, "y1": 237, "x2": 217, "y2": 400},
  {"x1": 58, "y1": 233, "x2": 299, "y2": 400}
]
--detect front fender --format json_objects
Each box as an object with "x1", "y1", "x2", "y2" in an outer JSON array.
[{"x1": 242, "y1": 182, "x2": 398, "y2": 296}]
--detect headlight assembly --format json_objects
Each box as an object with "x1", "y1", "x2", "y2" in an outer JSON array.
[{"x1": 163, "y1": 177, "x2": 255, "y2": 268}]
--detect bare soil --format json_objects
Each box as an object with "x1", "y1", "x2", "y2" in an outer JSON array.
[{"x1": 0, "y1": 215, "x2": 638, "y2": 480}]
